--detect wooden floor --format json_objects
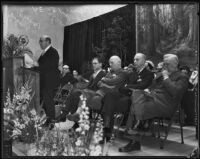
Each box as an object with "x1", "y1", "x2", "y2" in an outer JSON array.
[{"x1": 107, "y1": 125, "x2": 198, "y2": 156}]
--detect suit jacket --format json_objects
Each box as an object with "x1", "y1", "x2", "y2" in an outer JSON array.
[
  {"x1": 119, "y1": 67, "x2": 154, "y2": 96},
  {"x1": 130, "y1": 70, "x2": 189, "y2": 120},
  {"x1": 87, "y1": 70, "x2": 106, "y2": 91},
  {"x1": 97, "y1": 68, "x2": 127, "y2": 96},
  {"x1": 38, "y1": 46, "x2": 60, "y2": 90},
  {"x1": 126, "y1": 67, "x2": 154, "y2": 90},
  {"x1": 152, "y1": 71, "x2": 189, "y2": 114}
]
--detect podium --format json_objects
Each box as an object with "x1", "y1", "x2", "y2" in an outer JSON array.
[
  {"x1": 22, "y1": 67, "x2": 41, "y2": 113},
  {"x1": 3, "y1": 57, "x2": 41, "y2": 113},
  {"x1": 3, "y1": 57, "x2": 25, "y2": 100}
]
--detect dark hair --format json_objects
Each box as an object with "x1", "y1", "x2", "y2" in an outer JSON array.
[
  {"x1": 45, "y1": 37, "x2": 51, "y2": 44},
  {"x1": 92, "y1": 56, "x2": 103, "y2": 64}
]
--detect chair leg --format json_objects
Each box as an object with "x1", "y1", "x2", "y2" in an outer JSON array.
[
  {"x1": 157, "y1": 119, "x2": 161, "y2": 139},
  {"x1": 114, "y1": 114, "x2": 124, "y2": 138},
  {"x1": 179, "y1": 108, "x2": 184, "y2": 144},
  {"x1": 159, "y1": 119, "x2": 173, "y2": 149},
  {"x1": 151, "y1": 119, "x2": 156, "y2": 137}
]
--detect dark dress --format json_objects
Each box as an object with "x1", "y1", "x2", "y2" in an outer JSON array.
[
  {"x1": 60, "y1": 72, "x2": 78, "y2": 87},
  {"x1": 38, "y1": 46, "x2": 60, "y2": 119}
]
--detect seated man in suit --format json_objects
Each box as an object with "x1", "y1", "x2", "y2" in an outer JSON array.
[
  {"x1": 100, "y1": 53, "x2": 154, "y2": 143},
  {"x1": 119, "y1": 54, "x2": 189, "y2": 152},
  {"x1": 87, "y1": 55, "x2": 128, "y2": 111},
  {"x1": 57, "y1": 56, "x2": 106, "y2": 121}
]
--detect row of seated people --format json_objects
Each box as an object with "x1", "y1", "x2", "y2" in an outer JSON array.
[{"x1": 56, "y1": 53, "x2": 190, "y2": 152}]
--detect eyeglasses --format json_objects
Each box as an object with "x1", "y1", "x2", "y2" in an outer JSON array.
[
  {"x1": 92, "y1": 62, "x2": 98, "y2": 65},
  {"x1": 39, "y1": 39, "x2": 46, "y2": 43}
]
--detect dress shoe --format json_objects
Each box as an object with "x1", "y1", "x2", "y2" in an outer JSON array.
[
  {"x1": 66, "y1": 113, "x2": 80, "y2": 122},
  {"x1": 119, "y1": 140, "x2": 141, "y2": 152}
]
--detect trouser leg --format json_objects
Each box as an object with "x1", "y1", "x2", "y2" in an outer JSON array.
[{"x1": 43, "y1": 89, "x2": 55, "y2": 120}]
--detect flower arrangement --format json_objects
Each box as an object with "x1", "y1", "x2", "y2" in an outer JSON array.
[
  {"x1": 3, "y1": 78, "x2": 44, "y2": 144},
  {"x1": 74, "y1": 94, "x2": 103, "y2": 156},
  {"x1": 2, "y1": 34, "x2": 33, "y2": 59},
  {"x1": 32, "y1": 94, "x2": 104, "y2": 156}
]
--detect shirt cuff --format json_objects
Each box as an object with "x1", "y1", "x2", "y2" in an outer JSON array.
[{"x1": 163, "y1": 76, "x2": 169, "y2": 80}]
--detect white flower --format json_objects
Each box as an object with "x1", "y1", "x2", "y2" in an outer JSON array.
[
  {"x1": 75, "y1": 140, "x2": 81, "y2": 146},
  {"x1": 76, "y1": 127, "x2": 82, "y2": 132},
  {"x1": 51, "y1": 151, "x2": 56, "y2": 156},
  {"x1": 84, "y1": 115, "x2": 89, "y2": 120},
  {"x1": 53, "y1": 144, "x2": 57, "y2": 149},
  {"x1": 81, "y1": 104, "x2": 86, "y2": 109},
  {"x1": 84, "y1": 125, "x2": 90, "y2": 130},
  {"x1": 95, "y1": 145, "x2": 101, "y2": 151},
  {"x1": 89, "y1": 145, "x2": 95, "y2": 150},
  {"x1": 81, "y1": 131, "x2": 85, "y2": 135},
  {"x1": 30, "y1": 109, "x2": 36, "y2": 116}
]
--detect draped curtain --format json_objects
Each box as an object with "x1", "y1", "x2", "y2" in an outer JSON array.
[{"x1": 63, "y1": 4, "x2": 135, "y2": 74}]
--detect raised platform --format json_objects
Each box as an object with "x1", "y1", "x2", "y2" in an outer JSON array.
[{"x1": 11, "y1": 124, "x2": 197, "y2": 156}]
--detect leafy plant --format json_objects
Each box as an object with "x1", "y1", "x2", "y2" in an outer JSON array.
[{"x1": 2, "y1": 34, "x2": 33, "y2": 59}]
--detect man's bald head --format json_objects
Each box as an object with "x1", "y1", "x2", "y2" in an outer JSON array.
[
  {"x1": 134, "y1": 53, "x2": 146, "y2": 69},
  {"x1": 109, "y1": 55, "x2": 122, "y2": 71},
  {"x1": 39, "y1": 35, "x2": 51, "y2": 50},
  {"x1": 163, "y1": 54, "x2": 179, "y2": 73}
]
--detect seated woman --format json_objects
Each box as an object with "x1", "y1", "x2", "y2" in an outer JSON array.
[
  {"x1": 60, "y1": 65, "x2": 78, "y2": 87},
  {"x1": 119, "y1": 54, "x2": 189, "y2": 152}
]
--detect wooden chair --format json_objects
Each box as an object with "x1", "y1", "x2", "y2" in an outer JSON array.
[
  {"x1": 151, "y1": 104, "x2": 184, "y2": 149},
  {"x1": 54, "y1": 83, "x2": 74, "y2": 118},
  {"x1": 113, "y1": 113, "x2": 124, "y2": 138}
]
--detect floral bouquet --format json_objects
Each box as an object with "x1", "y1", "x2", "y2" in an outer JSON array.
[
  {"x1": 34, "y1": 94, "x2": 104, "y2": 156},
  {"x1": 3, "y1": 79, "x2": 45, "y2": 144},
  {"x1": 2, "y1": 34, "x2": 33, "y2": 59}
]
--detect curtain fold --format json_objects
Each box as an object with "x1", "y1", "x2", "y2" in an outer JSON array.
[{"x1": 63, "y1": 4, "x2": 135, "y2": 74}]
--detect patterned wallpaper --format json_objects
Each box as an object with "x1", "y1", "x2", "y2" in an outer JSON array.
[{"x1": 3, "y1": 5, "x2": 126, "y2": 65}]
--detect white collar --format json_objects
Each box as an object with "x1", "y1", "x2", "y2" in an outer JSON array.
[
  {"x1": 44, "y1": 45, "x2": 51, "y2": 52},
  {"x1": 93, "y1": 69, "x2": 102, "y2": 78},
  {"x1": 94, "y1": 69, "x2": 102, "y2": 74},
  {"x1": 137, "y1": 65, "x2": 145, "y2": 73}
]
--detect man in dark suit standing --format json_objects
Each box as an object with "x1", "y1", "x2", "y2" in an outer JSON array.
[
  {"x1": 119, "y1": 54, "x2": 188, "y2": 152},
  {"x1": 38, "y1": 35, "x2": 60, "y2": 127},
  {"x1": 100, "y1": 53, "x2": 154, "y2": 143}
]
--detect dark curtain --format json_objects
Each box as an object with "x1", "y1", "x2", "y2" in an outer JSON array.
[{"x1": 63, "y1": 4, "x2": 135, "y2": 74}]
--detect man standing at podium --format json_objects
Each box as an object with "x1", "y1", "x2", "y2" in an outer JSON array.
[{"x1": 37, "y1": 35, "x2": 60, "y2": 128}]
